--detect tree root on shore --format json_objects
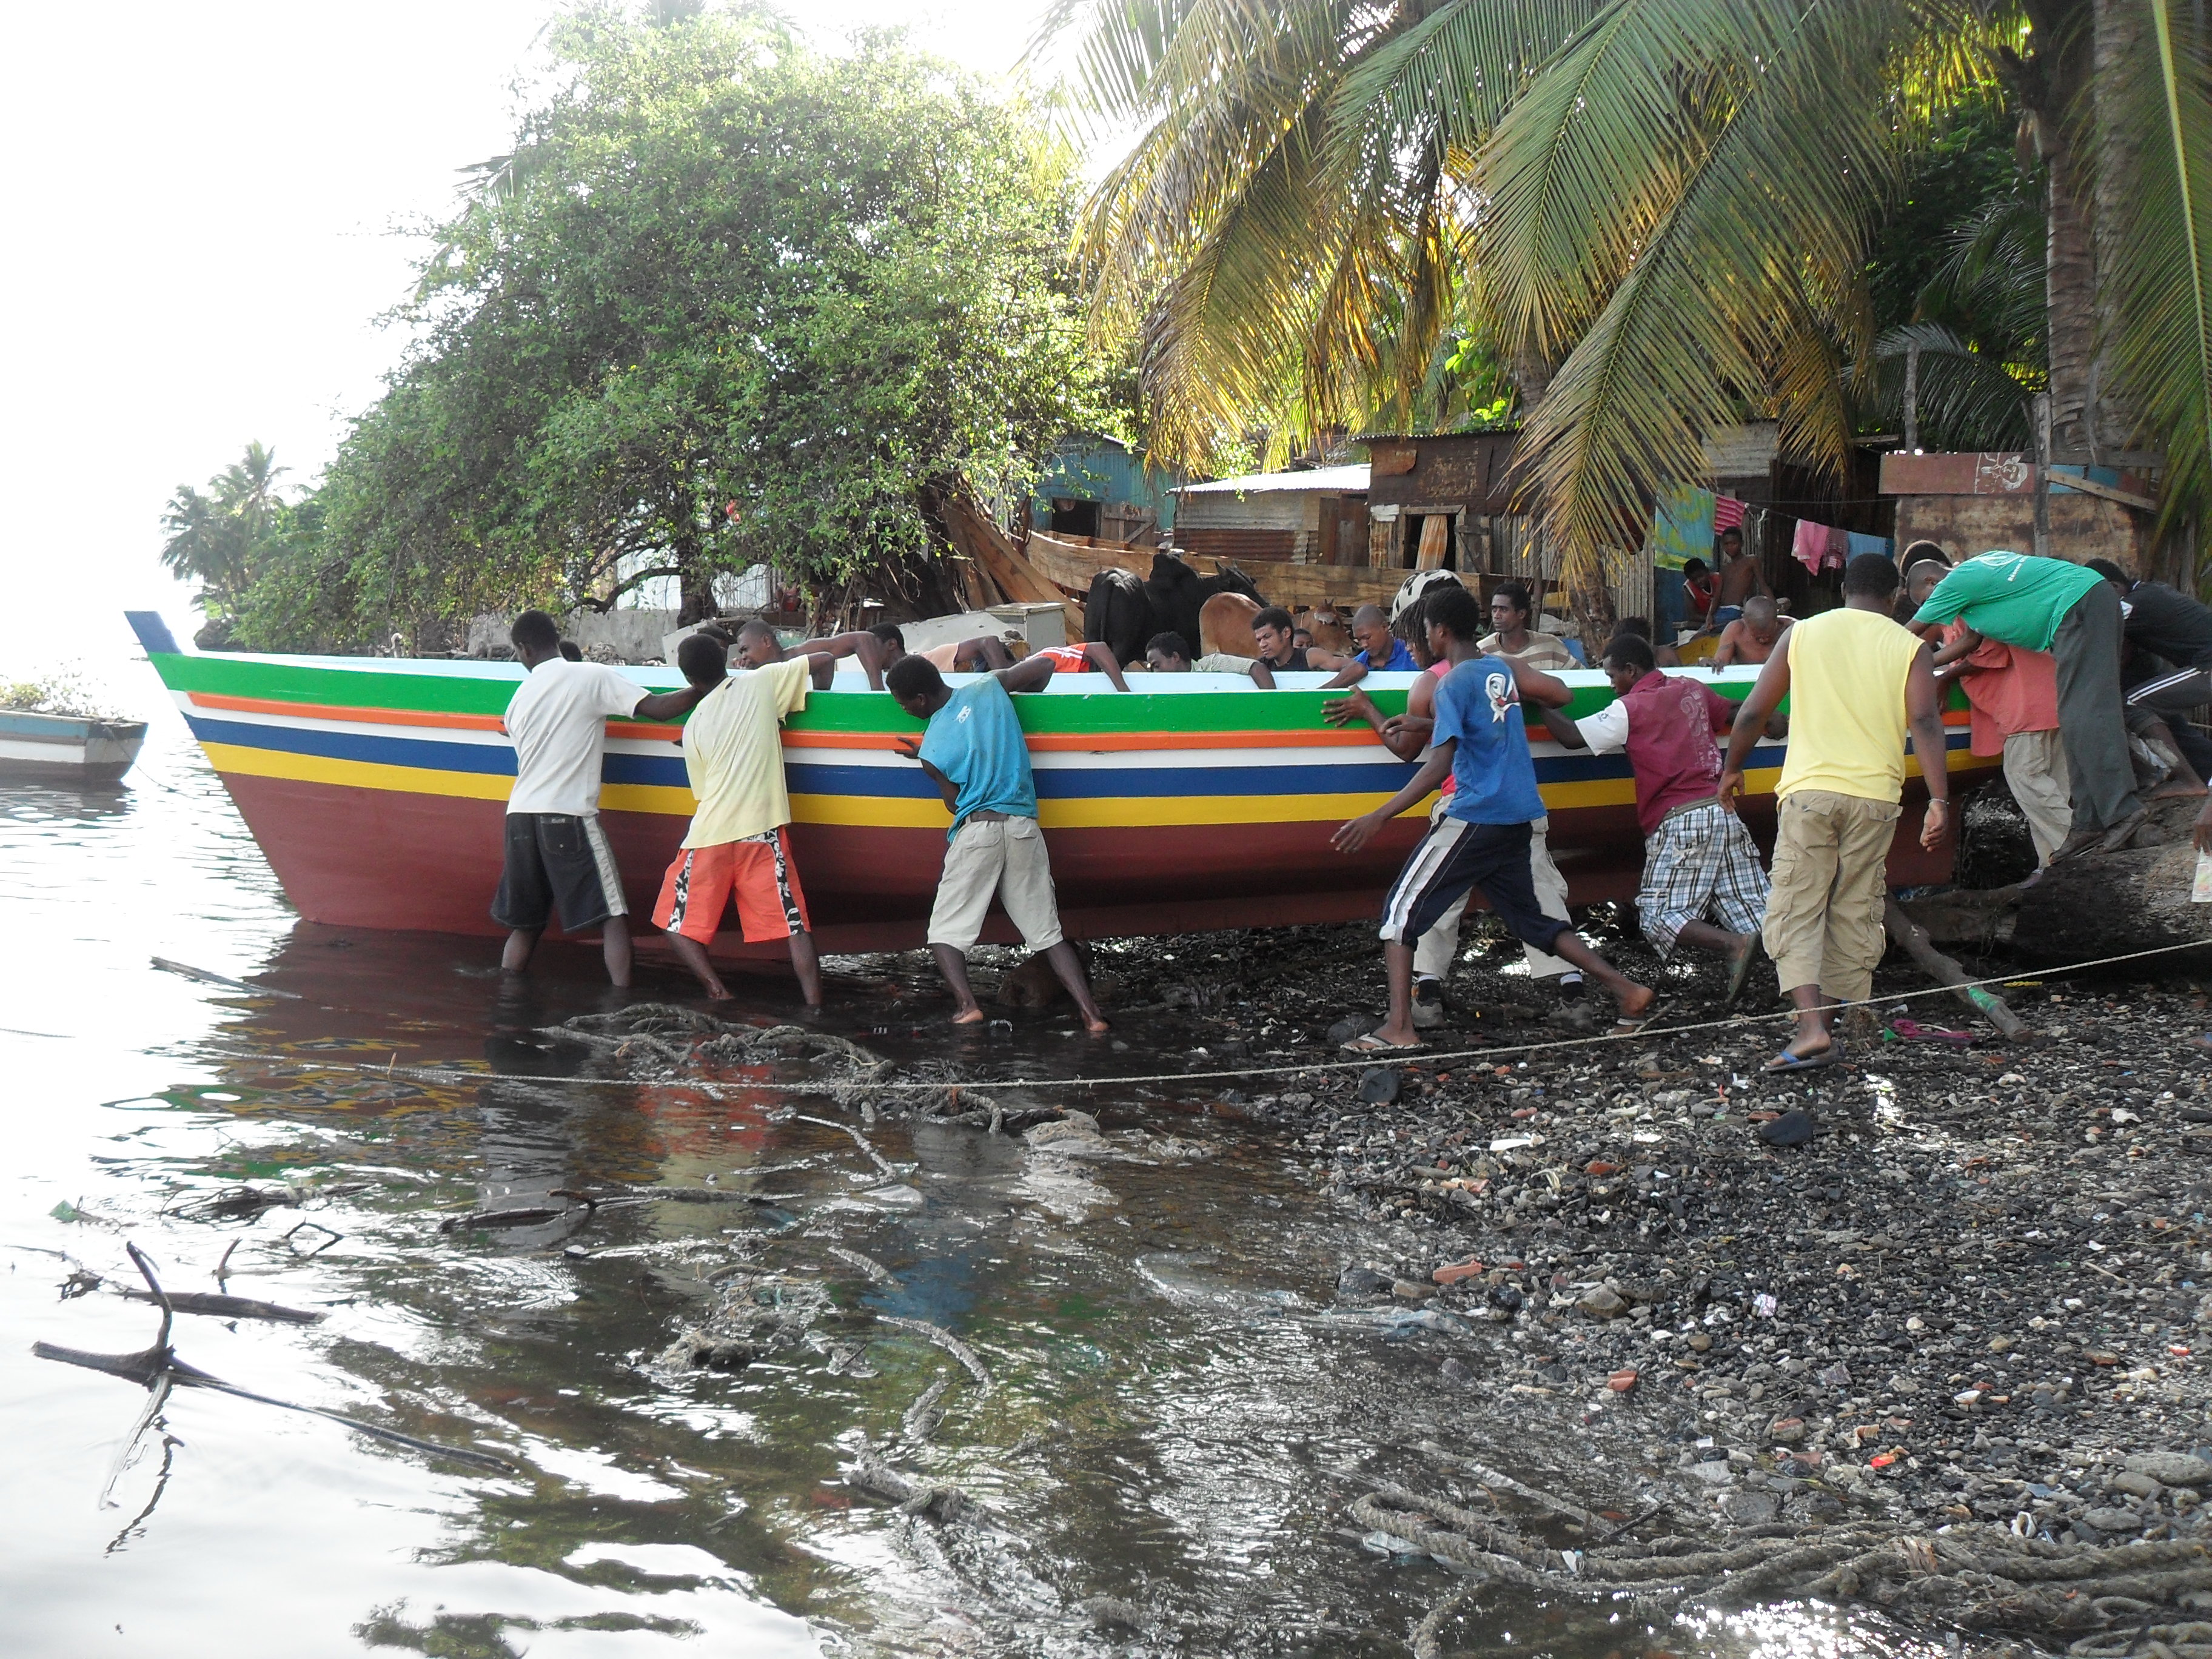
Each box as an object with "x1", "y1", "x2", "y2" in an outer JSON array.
[
  {"x1": 535, "y1": 1004, "x2": 894, "y2": 1085},
  {"x1": 1353, "y1": 1483, "x2": 2212, "y2": 1645}
]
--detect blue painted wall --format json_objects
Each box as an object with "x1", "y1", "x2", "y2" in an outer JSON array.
[{"x1": 1030, "y1": 436, "x2": 1182, "y2": 531}]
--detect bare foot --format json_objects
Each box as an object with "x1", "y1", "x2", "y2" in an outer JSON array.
[
  {"x1": 951, "y1": 1007, "x2": 987, "y2": 1026},
  {"x1": 704, "y1": 987, "x2": 734, "y2": 1002},
  {"x1": 1083, "y1": 1015, "x2": 1110, "y2": 1036},
  {"x1": 1614, "y1": 983, "x2": 1657, "y2": 1024},
  {"x1": 2153, "y1": 780, "x2": 2209, "y2": 800}
]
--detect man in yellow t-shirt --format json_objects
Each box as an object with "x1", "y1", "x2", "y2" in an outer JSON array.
[
  {"x1": 651, "y1": 632, "x2": 838, "y2": 1005},
  {"x1": 1719, "y1": 553, "x2": 1950, "y2": 1071}
]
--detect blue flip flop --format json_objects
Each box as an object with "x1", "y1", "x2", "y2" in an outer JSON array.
[{"x1": 1763, "y1": 1042, "x2": 1839, "y2": 1073}]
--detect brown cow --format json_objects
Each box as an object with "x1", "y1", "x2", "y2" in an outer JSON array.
[{"x1": 1198, "y1": 592, "x2": 1262, "y2": 659}]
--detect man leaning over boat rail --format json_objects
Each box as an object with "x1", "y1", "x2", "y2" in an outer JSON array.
[{"x1": 494, "y1": 609, "x2": 714, "y2": 988}]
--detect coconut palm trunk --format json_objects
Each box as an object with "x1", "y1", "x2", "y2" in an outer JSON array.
[{"x1": 2091, "y1": 0, "x2": 2151, "y2": 458}]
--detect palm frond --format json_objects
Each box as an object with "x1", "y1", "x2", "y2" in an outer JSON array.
[
  {"x1": 1024, "y1": 0, "x2": 1207, "y2": 131},
  {"x1": 1918, "y1": 189, "x2": 2045, "y2": 361},
  {"x1": 1326, "y1": 0, "x2": 1604, "y2": 166},
  {"x1": 1486, "y1": 0, "x2": 1948, "y2": 581},
  {"x1": 1868, "y1": 321, "x2": 2036, "y2": 451}
]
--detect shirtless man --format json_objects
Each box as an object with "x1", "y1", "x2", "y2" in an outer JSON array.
[
  {"x1": 1709, "y1": 595, "x2": 1792, "y2": 670},
  {"x1": 1711, "y1": 528, "x2": 1768, "y2": 623}
]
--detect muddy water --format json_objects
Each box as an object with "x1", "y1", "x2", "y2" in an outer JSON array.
[{"x1": 1, "y1": 663, "x2": 1942, "y2": 1658}]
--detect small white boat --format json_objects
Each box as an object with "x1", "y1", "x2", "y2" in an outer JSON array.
[{"x1": 0, "y1": 709, "x2": 148, "y2": 782}]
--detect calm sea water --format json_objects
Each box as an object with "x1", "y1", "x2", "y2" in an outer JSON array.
[{"x1": 0, "y1": 659, "x2": 1944, "y2": 1658}]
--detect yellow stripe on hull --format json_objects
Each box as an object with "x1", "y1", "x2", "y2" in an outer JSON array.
[
  {"x1": 202, "y1": 742, "x2": 515, "y2": 803},
  {"x1": 201, "y1": 740, "x2": 1997, "y2": 828}
]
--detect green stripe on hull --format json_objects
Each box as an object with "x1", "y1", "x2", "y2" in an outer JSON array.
[{"x1": 147, "y1": 649, "x2": 1757, "y2": 733}]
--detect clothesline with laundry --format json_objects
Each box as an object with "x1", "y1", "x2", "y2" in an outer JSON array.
[{"x1": 1643, "y1": 483, "x2": 1891, "y2": 578}]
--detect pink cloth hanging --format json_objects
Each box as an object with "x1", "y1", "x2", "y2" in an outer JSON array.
[{"x1": 1791, "y1": 517, "x2": 1827, "y2": 575}]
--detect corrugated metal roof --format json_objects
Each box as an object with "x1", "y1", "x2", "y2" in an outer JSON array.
[
  {"x1": 1175, "y1": 463, "x2": 1370, "y2": 495},
  {"x1": 1351, "y1": 429, "x2": 1523, "y2": 442}
]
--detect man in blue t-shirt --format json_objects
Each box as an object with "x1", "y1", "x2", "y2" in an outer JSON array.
[
  {"x1": 1318, "y1": 603, "x2": 1418, "y2": 691},
  {"x1": 1332, "y1": 585, "x2": 1654, "y2": 1051},
  {"x1": 888, "y1": 653, "x2": 1108, "y2": 1033}
]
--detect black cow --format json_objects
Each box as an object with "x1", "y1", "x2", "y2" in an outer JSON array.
[{"x1": 1084, "y1": 554, "x2": 1262, "y2": 663}]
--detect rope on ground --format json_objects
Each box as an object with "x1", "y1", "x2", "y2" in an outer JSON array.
[{"x1": 199, "y1": 934, "x2": 2212, "y2": 1101}]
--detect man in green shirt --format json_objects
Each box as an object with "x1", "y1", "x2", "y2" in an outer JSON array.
[{"x1": 1910, "y1": 551, "x2": 2142, "y2": 857}]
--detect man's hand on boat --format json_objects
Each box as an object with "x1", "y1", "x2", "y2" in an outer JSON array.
[
  {"x1": 1333, "y1": 745, "x2": 1458, "y2": 854},
  {"x1": 1320, "y1": 689, "x2": 1376, "y2": 728}
]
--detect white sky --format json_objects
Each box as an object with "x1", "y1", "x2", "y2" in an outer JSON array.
[{"x1": 0, "y1": 0, "x2": 1053, "y2": 671}]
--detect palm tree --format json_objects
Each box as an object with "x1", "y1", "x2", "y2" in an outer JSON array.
[
  {"x1": 160, "y1": 443, "x2": 291, "y2": 617},
  {"x1": 1044, "y1": 0, "x2": 2212, "y2": 600}
]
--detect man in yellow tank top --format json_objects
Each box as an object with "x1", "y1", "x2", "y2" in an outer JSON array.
[{"x1": 1719, "y1": 554, "x2": 1951, "y2": 1070}]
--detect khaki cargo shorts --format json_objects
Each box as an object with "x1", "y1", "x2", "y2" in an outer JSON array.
[{"x1": 926, "y1": 814, "x2": 1065, "y2": 953}]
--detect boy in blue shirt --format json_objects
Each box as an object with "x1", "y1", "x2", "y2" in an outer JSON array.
[
  {"x1": 1333, "y1": 585, "x2": 1654, "y2": 1051},
  {"x1": 887, "y1": 654, "x2": 1110, "y2": 1033}
]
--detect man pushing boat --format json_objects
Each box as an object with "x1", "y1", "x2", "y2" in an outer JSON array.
[
  {"x1": 653, "y1": 630, "x2": 840, "y2": 1007},
  {"x1": 1329, "y1": 584, "x2": 1655, "y2": 1051},
  {"x1": 885, "y1": 652, "x2": 1110, "y2": 1034},
  {"x1": 494, "y1": 610, "x2": 715, "y2": 987}
]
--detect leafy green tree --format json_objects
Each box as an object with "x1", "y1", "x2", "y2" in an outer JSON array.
[
  {"x1": 240, "y1": 5, "x2": 1108, "y2": 648},
  {"x1": 1048, "y1": 0, "x2": 2212, "y2": 602}
]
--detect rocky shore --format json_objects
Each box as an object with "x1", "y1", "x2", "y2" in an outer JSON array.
[{"x1": 1081, "y1": 901, "x2": 2212, "y2": 1644}]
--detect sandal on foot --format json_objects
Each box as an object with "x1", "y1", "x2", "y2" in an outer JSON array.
[
  {"x1": 1612, "y1": 1002, "x2": 1662, "y2": 1036},
  {"x1": 1763, "y1": 1043, "x2": 1838, "y2": 1073},
  {"x1": 1341, "y1": 1031, "x2": 1424, "y2": 1054}
]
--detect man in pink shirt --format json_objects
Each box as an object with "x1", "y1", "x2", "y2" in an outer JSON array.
[
  {"x1": 1906, "y1": 559, "x2": 2068, "y2": 865},
  {"x1": 1539, "y1": 633, "x2": 1768, "y2": 1003}
]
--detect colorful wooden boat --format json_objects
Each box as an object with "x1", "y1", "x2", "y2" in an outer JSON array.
[
  {"x1": 0, "y1": 708, "x2": 148, "y2": 782},
  {"x1": 127, "y1": 612, "x2": 1992, "y2": 954}
]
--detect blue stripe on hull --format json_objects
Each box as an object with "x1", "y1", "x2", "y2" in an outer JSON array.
[{"x1": 184, "y1": 713, "x2": 1962, "y2": 800}]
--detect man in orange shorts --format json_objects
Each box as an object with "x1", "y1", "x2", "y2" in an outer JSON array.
[{"x1": 652, "y1": 631, "x2": 838, "y2": 1005}]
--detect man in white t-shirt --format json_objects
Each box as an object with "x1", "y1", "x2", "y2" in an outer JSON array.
[{"x1": 495, "y1": 609, "x2": 712, "y2": 987}]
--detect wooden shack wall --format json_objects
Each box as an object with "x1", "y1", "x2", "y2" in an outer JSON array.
[{"x1": 1893, "y1": 492, "x2": 2143, "y2": 566}]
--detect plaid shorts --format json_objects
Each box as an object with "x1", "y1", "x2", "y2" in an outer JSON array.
[{"x1": 1637, "y1": 799, "x2": 1769, "y2": 956}]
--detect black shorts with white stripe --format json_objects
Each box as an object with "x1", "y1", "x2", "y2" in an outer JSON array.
[
  {"x1": 492, "y1": 812, "x2": 627, "y2": 933},
  {"x1": 1378, "y1": 816, "x2": 1570, "y2": 953}
]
